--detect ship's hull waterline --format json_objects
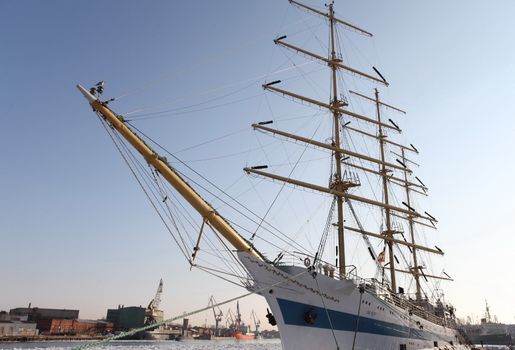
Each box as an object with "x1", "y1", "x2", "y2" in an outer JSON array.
[{"x1": 239, "y1": 253, "x2": 467, "y2": 350}]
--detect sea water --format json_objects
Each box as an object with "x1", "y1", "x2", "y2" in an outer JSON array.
[{"x1": 0, "y1": 339, "x2": 282, "y2": 350}]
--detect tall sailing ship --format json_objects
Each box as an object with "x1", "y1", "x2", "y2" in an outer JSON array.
[{"x1": 77, "y1": 1, "x2": 470, "y2": 349}]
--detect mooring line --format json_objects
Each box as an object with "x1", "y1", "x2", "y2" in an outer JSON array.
[
  {"x1": 351, "y1": 285, "x2": 365, "y2": 350},
  {"x1": 71, "y1": 268, "x2": 309, "y2": 350},
  {"x1": 314, "y1": 275, "x2": 340, "y2": 350}
]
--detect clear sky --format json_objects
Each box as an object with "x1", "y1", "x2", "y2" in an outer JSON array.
[{"x1": 1, "y1": 0, "x2": 515, "y2": 329}]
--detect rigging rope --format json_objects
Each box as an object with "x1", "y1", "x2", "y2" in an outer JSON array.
[
  {"x1": 316, "y1": 197, "x2": 336, "y2": 263},
  {"x1": 102, "y1": 115, "x2": 248, "y2": 283},
  {"x1": 104, "y1": 112, "x2": 315, "y2": 276},
  {"x1": 112, "y1": 14, "x2": 321, "y2": 103},
  {"x1": 250, "y1": 116, "x2": 324, "y2": 241},
  {"x1": 127, "y1": 93, "x2": 263, "y2": 121},
  {"x1": 153, "y1": 174, "x2": 249, "y2": 279},
  {"x1": 314, "y1": 275, "x2": 340, "y2": 350},
  {"x1": 149, "y1": 168, "x2": 192, "y2": 255},
  {"x1": 122, "y1": 61, "x2": 316, "y2": 118},
  {"x1": 97, "y1": 115, "x2": 191, "y2": 261},
  {"x1": 351, "y1": 286, "x2": 365, "y2": 350},
  {"x1": 126, "y1": 122, "x2": 312, "y2": 255}
]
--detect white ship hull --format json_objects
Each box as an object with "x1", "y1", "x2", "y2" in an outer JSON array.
[{"x1": 239, "y1": 253, "x2": 468, "y2": 350}]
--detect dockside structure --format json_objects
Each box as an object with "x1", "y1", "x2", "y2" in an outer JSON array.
[{"x1": 106, "y1": 306, "x2": 146, "y2": 331}]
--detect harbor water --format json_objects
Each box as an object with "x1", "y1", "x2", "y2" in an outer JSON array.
[{"x1": 0, "y1": 339, "x2": 282, "y2": 350}]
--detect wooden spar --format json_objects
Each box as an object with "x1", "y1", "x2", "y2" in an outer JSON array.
[
  {"x1": 384, "y1": 267, "x2": 453, "y2": 281},
  {"x1": 77, "y1": 85, "x2": 262, "y2": 261},
  {"x1": 252, "y1": 123, "x2": 411, "y2": 173},
  {"x1": 243, "y1": 167, "x2": 436, "y2": 221},
  {"x1": 263, "y1": 83, "x2": 339, "y2": 108},
  {"x1": 274, "y1": 39, "x2": 387, "y2": 86},
  {"x1": 343, "y1": 226, "x2": 443, "y2": 255},
  {"x1": 288, "y1": 0, "x2": 373, "y2": 37},
  {"x1": 391, "y1": 150, "x2": 419, "y2": 167},
  {"x1": 191, "y1": 219, "x2": 207, "y2": 264},
  {"x1": 389, "y1": 179, "x2": 428, "y2": 196},
  {"x1": 391, "y1": 212, "x2": 436, "y2": 229},
  {"x1": 263, "y1": 84, "x2": 399, "y2": 132},
  {"x1": 349, "y1": 90, "x2": 406, "y2": 114},
  {"x1": 341, "y1": 161, "x2": 427, "y2": 191},
  {"x1": 344, "y1": 125, "x2": 414, "y2": 153}
]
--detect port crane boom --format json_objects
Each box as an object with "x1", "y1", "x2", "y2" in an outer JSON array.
[
  {"x1": 148, "y1": 278, "x2": 163, "y2": 311},
  {"x1": 250, "y1": 310, "x2": 260, "y2": 335},
  {"x1": 208, "y1": 296, "x2": 223, "y2": 336}
]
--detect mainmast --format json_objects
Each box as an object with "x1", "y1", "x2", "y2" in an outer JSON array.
[
  {"x1": 401, "y1": 148, "x2": 422, "y2": 300},
  {"x1": 328, "y1": 2, "x2": 346, "y2": 277},
  {"x1": 374, "y1": 88, "x2": 396, "y2": 292},
  {"x1": 348, "y1": 88, "x2": 450, "y2": 294}
]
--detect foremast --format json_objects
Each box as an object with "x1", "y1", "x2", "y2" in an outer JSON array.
[
  {"x1": 76, "y1": 85, "x2": 263, "y2": 261},
  {"x1": 328, "y1": 2, "x2": 347, "y2": 277}
]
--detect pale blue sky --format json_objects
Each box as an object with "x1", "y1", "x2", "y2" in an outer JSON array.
[{"x1": 1, "y1": 0, "x2": 515, "y2": 327}]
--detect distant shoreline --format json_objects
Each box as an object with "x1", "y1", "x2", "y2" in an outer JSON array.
[{"x1": 0, "y1": 335, "x2": 107, "y2": 343}]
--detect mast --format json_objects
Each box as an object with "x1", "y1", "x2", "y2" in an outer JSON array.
[
  {"x1": 328, "y1": 2, "x2": 346, "y2": 278},
  {"x1": 76, "y1": 85, "x2": 262, "y2": 261},
  {"x1": 402, "y1": 148, "x2": 422, "y2": 300},
  {"x1": 374, "y1": 88, "x2": 396, "y2": 292},
  {"x1": 247, "y1": 1, "x2": 442, "y2": 275}
]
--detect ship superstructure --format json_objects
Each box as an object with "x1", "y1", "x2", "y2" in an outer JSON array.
[
  {"x1": 77, "y1": 1, "x2": 470, "y2": 349},
  {"x1": 460, "y1": 301, "x2": 513, "y2": 346}
]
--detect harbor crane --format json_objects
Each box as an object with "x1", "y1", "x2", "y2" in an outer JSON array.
[
  {"x1": 208, "y1": 296, "x2": 223, "y2": 336},
  {"x1": 148, "y1": 278, "x2": 163, "y2": 311},
  {"x1": 250, "y1": 310, "x2": 261, "y2": 335},
  {"x1": 145, "y1": 279, "x2": 164, "y2": 324},
  {"x1": 225, "y1": 308, "x2": 235, "y2": 328}
]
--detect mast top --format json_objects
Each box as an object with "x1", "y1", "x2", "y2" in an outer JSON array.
[
  {"x1": 77, "y1": 84, "x2": 97, "y2": 103},
  {"x1": 289, "y1": 0, "x2": 373, "y2": 37}
]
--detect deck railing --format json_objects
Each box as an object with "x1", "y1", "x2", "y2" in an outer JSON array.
[{"x1": 282, "y1": 251, "x2": 449, "y2": 327}]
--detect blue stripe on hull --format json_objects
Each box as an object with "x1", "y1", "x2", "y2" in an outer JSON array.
[{"x1": 277, "y1": 298, "x2": 451, "y2": 342}]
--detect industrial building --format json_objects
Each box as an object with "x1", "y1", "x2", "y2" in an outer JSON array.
[
  {"x1": 6, "y1": 306, "x2": 112, "y2": 336},
  {"x1": 9, "y1": 307, "x2": 80, "y2": 334},
  {"x1": 0, "y1": 311, "x2": 38, "y2": 337},
  {"x1": 35, "y1": 319, "x2": 113, "y2": 335},
  {"x1": 106, "y1": 306, "x2": 146, "y2": 331},
  {"x1": 106, "y1": 279, "x2": 165, "y2": 333},
  {"x1": 0, "y1": 321, "x2": 39, "y2": 337},
  {"x1": 5, "y1": 279, "x2": 166, "y2": 337},
  {"x1": 9, "y1": 307, "x2": 79, "y2": 322}
]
